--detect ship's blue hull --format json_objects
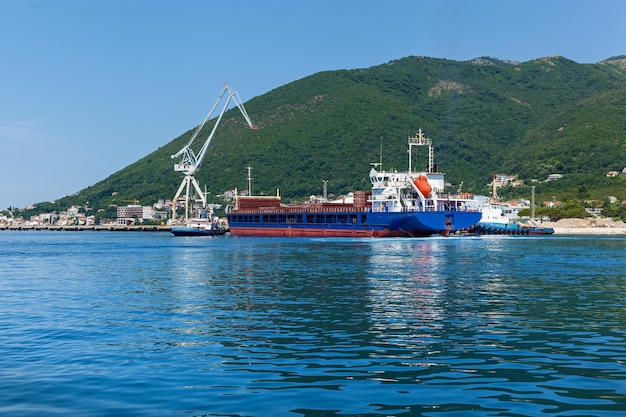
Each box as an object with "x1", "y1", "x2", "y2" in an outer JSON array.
[{"x1": 227, "y1": 209, "x2": 482, "y2": 237}]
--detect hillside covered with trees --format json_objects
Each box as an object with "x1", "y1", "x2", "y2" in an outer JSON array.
[{"x1": 16, "y1": 55, "x2": 626, "y2": 218}]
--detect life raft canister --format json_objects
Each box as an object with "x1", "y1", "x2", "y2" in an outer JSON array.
[{"x1": 413, "y1": 175, "x2": 432, "y2": 197}]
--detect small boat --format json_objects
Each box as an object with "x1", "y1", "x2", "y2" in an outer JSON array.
[
  {"x1": 473, "y1": 202, "x2": 554, "y2": 235},
  {"x1": 171, "y1": 211, "x2": 226, "y2": 237},
  {"x1": 226, "y1": 129, "x2": 482, "y2": 237}
]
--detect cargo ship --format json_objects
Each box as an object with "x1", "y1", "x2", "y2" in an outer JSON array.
[{"x1": 226, "y1": 130, "x2": 481, "y2": 237}]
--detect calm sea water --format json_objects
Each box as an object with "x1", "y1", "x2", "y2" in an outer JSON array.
[{"x1": 1, "y1": 231, "x2": 625, "y2": 417}]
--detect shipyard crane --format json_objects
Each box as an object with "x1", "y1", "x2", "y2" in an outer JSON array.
[{"x1": 171, "y1": 84, "x2": 257, "y2": 222}]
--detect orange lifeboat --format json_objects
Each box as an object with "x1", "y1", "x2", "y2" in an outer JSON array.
[{"x1": 413, "y1": 175, "x2": 432, "y2": 197}]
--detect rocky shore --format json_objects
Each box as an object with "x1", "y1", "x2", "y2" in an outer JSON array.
[{"x1": 541, "y1": 218, "x2": 626, "y2": 235}]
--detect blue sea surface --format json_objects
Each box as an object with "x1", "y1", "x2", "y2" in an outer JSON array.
[{"x1": 1, "y1": 231, "x2": 625, "y2": 416}]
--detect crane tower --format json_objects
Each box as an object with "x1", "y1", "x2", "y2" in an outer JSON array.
[{"x1": 171, "y1": 84, "x2": 257, "y2": 222}]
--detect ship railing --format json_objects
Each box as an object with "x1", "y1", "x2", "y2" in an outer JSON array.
[
  {"x1": 373, "y1": 204, "x2": 479, "y2": 213},
  {"x1": 406, "y1": 200, "x2": 482, "y2": 212}
]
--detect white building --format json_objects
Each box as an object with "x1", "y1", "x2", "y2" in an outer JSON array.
[{"x1": 117, "y1": 205, "x2": 152, "y2": 225}]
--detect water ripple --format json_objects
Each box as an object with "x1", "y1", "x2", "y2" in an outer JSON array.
[{"x1": 1, "y1": 233, "x2": 625, "y2": 416}]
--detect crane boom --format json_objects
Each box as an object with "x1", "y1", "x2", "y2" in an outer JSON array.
[
  {"x1": 171, "y1": 84, "x2": 256, "y2": 175},
  {"x1": 170, "y1": 86, "x2": 229, "y2": 162},
  {"x1": 170, "y1": 83, "x2": 257, "y2": 223}
]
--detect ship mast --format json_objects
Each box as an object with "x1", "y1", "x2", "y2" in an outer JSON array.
[
  {"x1": 408, "y1": 128, "x2": 433, "y2": 173},
  {"x1": 246, "y1": 166, "x2": 253, "y2": 196}
]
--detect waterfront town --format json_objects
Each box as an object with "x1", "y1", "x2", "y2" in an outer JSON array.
[
  {"x1": 1, "y1": 199, "x2": 172, "y2": 230},
  {"x1": 0, "y1": 185, "x2": 235, "y2": 228},
  {"x1": 2, "y1": 172, "x2": 626, "y2": 234},
  {"x1": 0, "y1": 190, "x2": 237, "y2": 230}
]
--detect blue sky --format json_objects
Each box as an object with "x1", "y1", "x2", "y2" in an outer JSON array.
[{"x1": 1, "y1": 0, "x2": 625, "y2": 209}]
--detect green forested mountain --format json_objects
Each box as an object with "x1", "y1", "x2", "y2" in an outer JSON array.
[{"x1": 35, "y1": 55, "x2": 626, "y2": 214}]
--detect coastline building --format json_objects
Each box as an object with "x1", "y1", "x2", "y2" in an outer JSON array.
[{"x1": 117, "y1": 205, "x2": 145, "y2": 225}]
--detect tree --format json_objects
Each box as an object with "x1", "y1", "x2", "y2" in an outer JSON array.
[
  {"x1": 559, "y1": 201, "x2": 588, "y2": 219},
  {"x1": 601, "y1": 202, "x2": 626, "y2": 221}
]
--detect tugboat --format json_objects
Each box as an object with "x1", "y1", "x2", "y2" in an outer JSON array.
[
  {"x1": 473, "y1": 180, "x2": 554, "y2": 235},
  {"x1": 474, "y1": 202, "x2": 554, "y2": 235},
  {"x1": 171, "y1": 208, "x2": 226, "y2": 237},
  {"x1": 226, "y1": 129, "x2": 483, "y2": 237}
]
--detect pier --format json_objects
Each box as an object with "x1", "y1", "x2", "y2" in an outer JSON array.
[{"x1": 0, "y1": 225, "x2": 172, "y2": 232}]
